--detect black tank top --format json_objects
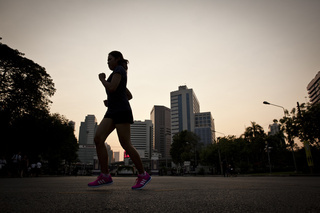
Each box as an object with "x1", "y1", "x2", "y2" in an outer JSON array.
[{"x1": 106, "y1": 65, "x2": 131, "y2": 113}]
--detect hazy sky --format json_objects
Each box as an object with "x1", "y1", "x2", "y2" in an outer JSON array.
[{"x1": 1, "y1": 0, "x2": 319, "y2": 158}]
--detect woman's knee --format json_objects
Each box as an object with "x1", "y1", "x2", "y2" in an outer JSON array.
[
  {"x1": 118, "y1": 135, "x2": 131, "y2": 150},
  {"x1": 94, "y1": 118, "x2": 114, "y2": 146},
  {"x1": 119, "y1": 140, "x2": 133, "y2": 151},
  {"x1": 122, "y1": 143, "x2": 137, "y2": 156}
]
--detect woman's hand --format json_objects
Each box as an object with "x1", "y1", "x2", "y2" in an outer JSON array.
[
  {"x1": 99, "y1": 73, "x2": 106, "y2": 81},
  {"x1": 99, "y1": 73, "x2": 121, "y2": 93}
]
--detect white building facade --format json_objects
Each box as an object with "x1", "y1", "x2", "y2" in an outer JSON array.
[
  {"x1": 130, "y1": 120, "x2": 153, "y2": 159},
  {"x1": 170, "y1": 85, "x2": 200, "y2": 138}
]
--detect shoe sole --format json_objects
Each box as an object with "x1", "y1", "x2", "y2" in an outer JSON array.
[
  {"x1": 88, "y1": 181, "x2": 113, "y2": 188},
  {"x1": 132, "y1": 176, "x2": 152, "y2": 190}
]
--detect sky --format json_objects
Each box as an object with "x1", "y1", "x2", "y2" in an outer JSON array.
[{"x1": 1, "y1": 0, "x2": 319, "y2": 159}]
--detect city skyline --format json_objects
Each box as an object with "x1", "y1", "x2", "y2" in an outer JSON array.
[{"x1": 1, "y1": 0, "x2": 319, "y2": 158}]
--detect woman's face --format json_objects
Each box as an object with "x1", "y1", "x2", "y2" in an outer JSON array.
[{"x1": 107, "y1": 54, "x2": 119, "y2": 70}]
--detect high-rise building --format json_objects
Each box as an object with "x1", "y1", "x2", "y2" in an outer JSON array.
[
  {"x1": 150, "y1": 105, "x2": 171, "y2": 160},
  {"x1": 79, "y1": 115, "x2": 97, "y2": 145},
  {"x1": 114, "y1": 151, "x2": 120, "y2": 162},
  {"x1": 307, "y1": 71, "x2": 320, "y2": 105},
  {"x1": 194, "y1": 112, "x2": 215, "y2": 145},
  {"x1": 78, "y1": 115, "x2": 98, "y2": 164},
  {"x1": 170, "y1": 85, "x2": 200, "y2": 137},
  {"x1": 130, "y1": 120, "x2": 153, "y2": 159},
  {"x1": 106, "y1": 144, "x2": 114, "y2": 164}
]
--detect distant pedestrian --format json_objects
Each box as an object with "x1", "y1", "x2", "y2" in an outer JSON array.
[
  {"x1": 227, "y1": 163, "x2": 236, "y2": 177},
  {"x1": 226, "y1": 164, "x2": 231, "y2": 177},
  {"x1": 0, "y1": 156, "x2": 7, "y2": 176},
  {"x1": 31, "y1": 163, "x2": 36, "y2": 177},
  {"x1": 20, "y1": 155, "x2": 29, "y2": 177},
  {"x1": 222, "y1": 160, "x2": 227, "y2": 177},
  {"x1": 88, "y1": 51, "x2": 151, "y2": 190}
]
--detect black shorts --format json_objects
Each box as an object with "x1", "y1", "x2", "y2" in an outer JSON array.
[{"x1": 104, "y1": 110, "x2": 134, "y2": 124}]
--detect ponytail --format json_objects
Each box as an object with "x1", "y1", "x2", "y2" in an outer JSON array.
[{"x1": 119, "y1": 58, "x2": 129, "y2": 70}]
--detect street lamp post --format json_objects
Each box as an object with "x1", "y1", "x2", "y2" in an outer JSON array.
[
  {"x1": 265, "y1": 141, "x2": 272, "y2": 173},
  {"x1": 263, "y1": 101, "x2": 297, "y2": 172},
  {"x1": 164, "y1": 131, "x2": 171, "y2": 168}
]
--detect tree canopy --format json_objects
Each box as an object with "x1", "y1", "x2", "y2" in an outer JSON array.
[
  {"x1": 280, "y1": 103, "x2": 320, "y2": 146},
  {"x1": 175, "y1": 103, "x2": 320, "y2": 174},
  {"x1": 0, "y1": 40, "x2": 55, "y2": 120},
  {"x1": 0, "y1": 40, "x2": 78, "y2": 173},
  {"x1": 170, "y1": 130, "x2": 200, "y2": 166}
]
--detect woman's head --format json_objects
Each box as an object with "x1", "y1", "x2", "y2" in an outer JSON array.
[{"x1": 107, "y1": 51, "x2": 129, "y2": 70}]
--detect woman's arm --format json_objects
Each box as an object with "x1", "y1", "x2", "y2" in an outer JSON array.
[
  {"x1": 126, "y1": 88, "x2": 133, "y2": 100},
  {"x1": 99, "y1": 73, "x2": 121, "y2": 93}
]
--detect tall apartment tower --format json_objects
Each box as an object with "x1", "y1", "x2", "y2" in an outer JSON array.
[
  {"x1": 170, "y1": 85, "x2": 200, "y2": 137},
  {"x1": 130, "y1": 120, "x2": 153, "y2": 159},
  {"x1": 78, "y1": 115, "x2": 98, "y2": 164},
  {"x1": 195, "y1": 112, "x2": 215, "y2": 146},
  {"x1": 150, "y1": 105, "x2": 171, "y2": 160},
  {"x1": 114, "y1": 151, "x2": 120, "y2": 162},
  {"x1": 307, "y1": 71, "x2": 320, "y2": 105},
  {"x1": 106, "y1": 144, "x2": 114, "y2": 164}
]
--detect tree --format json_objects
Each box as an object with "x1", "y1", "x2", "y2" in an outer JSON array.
[
  {"x1": 40, "y1": 114, "x2": 78, "y2": 173},
  {"x1": 0, "y1": 41, "x2": 77, "y2": 174},
  {"x1": 200, "y1": 143, "x2": 219, "y2": 167},
  {"x1": 243, "y1": 121, "x2": 265, "y2": 142},
  {"x1": 279, "y1": 103, "x2": 320, "y2": 172},
  {"x1": 217, "y1": 136, "x2": 252, "y2": 173},
  {"x1": 8, "y1": 113, "x2": 78, "y2": 174},
  {"x1": 242, "y1": 122, "x2": 267, "y2": 172},
  {"x1": 199, "y1": 143, "x2": 219, "y2": 174},
  {"x1": 170, "y1": 130, "x2": 200, "y2": 167},
  {"x1": 1, "y1": 40, "x2": 55, "y2": 157},
  {"x1": 280, "y1": 103, "x2": 320, "y2": 146},
  {"x1": 297, "y1": 103, "x2": 320, "y2": 145},
  {"x1": 0, "y1": 40, "x2": 55, "y2": 121}
]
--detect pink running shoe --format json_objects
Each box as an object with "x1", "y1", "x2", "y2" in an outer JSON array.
[
  {"x1": 132, "y1": 172, "x2": 152, "y2": 190},
  {"x1": 88, "y1": 173, "x2": 113, "y2": 188}
]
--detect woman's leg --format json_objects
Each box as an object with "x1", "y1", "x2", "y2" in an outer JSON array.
[
  {"x1": 115, "y1": 123, "x2": 145, "y2": 174},
  {"x1": 94, "y1": 118, "x2": 115, "y2": 174}
]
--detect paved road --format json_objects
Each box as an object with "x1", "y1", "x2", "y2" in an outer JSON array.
[{"x1": 1, "y1": 176, "x2": 320, "y2": 212}]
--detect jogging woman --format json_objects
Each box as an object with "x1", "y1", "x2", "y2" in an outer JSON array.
[{"x1": 88, "y1": 51, "x2": 151, "y2": 190}]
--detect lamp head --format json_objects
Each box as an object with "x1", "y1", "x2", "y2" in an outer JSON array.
[{"x1": 263, "y1": 101, "x2": 270, "y2": 105}]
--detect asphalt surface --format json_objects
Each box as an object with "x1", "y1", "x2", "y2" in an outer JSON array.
[{"x1": 1, "y1": 175, "x2": 320, "y2": 212}]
